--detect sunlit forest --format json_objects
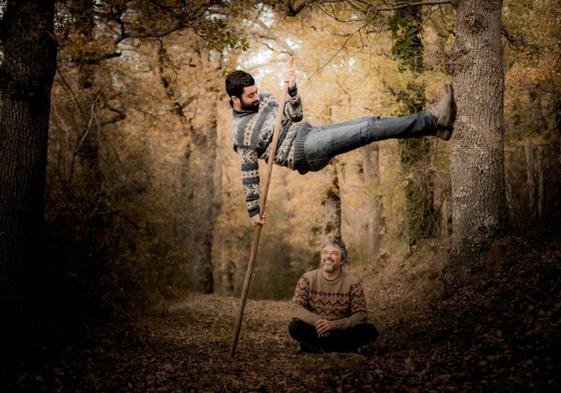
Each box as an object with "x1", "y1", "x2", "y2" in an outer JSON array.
[{"x1": 1, "y1": 0, "x2": 560, "y2": 391}]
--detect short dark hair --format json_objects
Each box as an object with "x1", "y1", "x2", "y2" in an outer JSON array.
[
  {"x1": 320, "y1": 238, "x2": 348, "y2": 261},
  {"x1": 225, "y1": 70, "x2": 255, "y2": 99}
]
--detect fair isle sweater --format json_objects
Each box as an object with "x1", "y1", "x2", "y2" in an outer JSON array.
[
  {"x1": 290, "y1": 269, "x2": 368, "y2": 330},
  {"x1": 232, "y1": 86, "x2": 311, "y2": 217}
]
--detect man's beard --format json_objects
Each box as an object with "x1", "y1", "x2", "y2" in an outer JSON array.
[
  {"x1": 322, "y1": 260, "x2": 336, "y2": 273},
  {"x1": 241, "y1": 99, "x2": 259, "y2": 112}
]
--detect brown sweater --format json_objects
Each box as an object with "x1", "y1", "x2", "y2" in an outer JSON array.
[{"x1": 290, "y1": 269, "x2": 368, "y2": 330}]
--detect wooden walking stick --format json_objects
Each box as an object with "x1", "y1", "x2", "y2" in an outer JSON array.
[{"x1": 230, "y1": 57, "x2": 295, "y2": 358}]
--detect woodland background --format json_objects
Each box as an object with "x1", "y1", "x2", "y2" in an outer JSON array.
[{"x1": 1, "y1": 0, "x2": 560, "y2": 391}]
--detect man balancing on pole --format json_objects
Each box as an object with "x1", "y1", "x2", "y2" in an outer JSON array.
[{"x1": 225, "y1": 63, "x2": 456, "y2": 227}]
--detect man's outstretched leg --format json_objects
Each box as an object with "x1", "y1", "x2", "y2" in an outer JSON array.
[{"x1": 301, "y1": 84, "x2": 456, "y2": 172}]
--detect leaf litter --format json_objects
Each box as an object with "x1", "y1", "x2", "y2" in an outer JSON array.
[{"x1": 12, "y1": 230, "x2": 561, "y2": 392}]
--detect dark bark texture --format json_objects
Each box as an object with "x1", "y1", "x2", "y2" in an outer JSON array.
[
  {"x1": 0, "y1": 0, "x2": 57, "y2": 302},
  {"x1": 0, "y1": 0, "x2": 57, "y2": 365},
  {"x1": 445, "y1": 0, "x2": 508, "y2": 285}
]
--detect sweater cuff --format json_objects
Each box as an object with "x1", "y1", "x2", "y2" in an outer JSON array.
[
  {"x1": 248, "y1": 207, "x2": 260, "y2": 218},
  {"x1": 288, "y1": 85, "x2": 298, "y2": 97},
  {"x1": 293, "y1": 122, "x2": 312, "y2": 174},
  {"x1": 331, "y1": 312, "x2": 367, "y2": 330}
]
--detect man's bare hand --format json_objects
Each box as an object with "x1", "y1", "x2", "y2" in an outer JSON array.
[
  {"x1": 315, "y1": 319, "x2": 334, "y2": 337},
  {"x1": 284, "y1": 66, "x2": 296, "y2": 90},
  {"x1": 250, "y1": 213, "x2": 266, "y2": 227}
]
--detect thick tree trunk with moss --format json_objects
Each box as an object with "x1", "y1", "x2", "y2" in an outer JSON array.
[
  {"x1": 444, "y1": 0, "x2": 508, "y2": 286},
  {"x1": 0, "y1": 0, "x2": 57, "y2": 345}
]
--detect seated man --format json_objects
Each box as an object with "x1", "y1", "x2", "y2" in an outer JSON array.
[{"x1": 288, "y1": 239, "x2": 379, "y2": 353}]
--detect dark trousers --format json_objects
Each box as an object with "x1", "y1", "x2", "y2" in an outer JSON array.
[
  {"x1": 303, "y1": 111, "x2": 437, "y2": 171},
  {"x1": 288, "y1": 318, "x2": 379, "y2": 352}
]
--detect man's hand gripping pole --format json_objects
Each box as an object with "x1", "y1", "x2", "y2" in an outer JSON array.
[{"x1": 230, "y1": 57, "x2": 295, "y2": 358}]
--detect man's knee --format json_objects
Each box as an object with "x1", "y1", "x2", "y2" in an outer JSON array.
[
  {"x1": 354, "y1": 323, "x2": 379, "y2": 342},
  {"x1": 288, "y1": 319, "x2": 300, "y2": 337},
  {"x1": 288, "y1": 318, "x2": 310, "y2": 340},
  {"x1": 342, "y1": 323, "x2": 379, "y2": 344}
]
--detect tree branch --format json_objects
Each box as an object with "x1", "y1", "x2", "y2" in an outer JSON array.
[
  {"x1": 55, "y1": 68, "x2": 87, "y2": 122},
  {"x1": 360, "y1": 0, "x2": 455, "y2": 12},
  {"x1": 101, "y1": 106, "x2": 127, "y2": 126},
  {"x1": 75, "y1": 51, "x2": 122, "y2": 65},
  {"x1": 284, "y1": 0, "x2": 455, "y2": 17}
]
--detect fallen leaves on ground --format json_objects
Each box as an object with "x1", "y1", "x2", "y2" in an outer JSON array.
[{"x1": 11, "y1": 230, "x2": 561, "y2": 392}]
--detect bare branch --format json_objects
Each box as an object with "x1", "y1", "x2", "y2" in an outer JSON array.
[
  {"x1": 300, "y1": 0, "x2": 454, "y2": 80},
  {"x1": 358, "y1": 0, "x2": 455, "y2": 12},
  {"x1": 285, "y1": 0, "x2": 455, "y2": 17},
  {"x1": 100, "y1": 106, "x2": 127, "y2": 126},
  {"x1": 55, "y1": 68, "x2": 87, "y2": 122},
  {"x1": 69, "y1": 94, "x2": 100, "y2": 186},
  {"x1": 122, "y1": 21, "x2": 188, "y2": 40},
  {"x1": 75, "y1": 51, "x2": 122, "y2": 65}
]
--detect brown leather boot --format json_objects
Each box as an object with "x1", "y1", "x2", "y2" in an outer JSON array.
[{"x1": 428, "y1": 83, "x2": 456, "y2": 141}]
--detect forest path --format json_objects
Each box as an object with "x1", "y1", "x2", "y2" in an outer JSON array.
[
  {"x1": 15, "y1": 231, "x2": 561, "y2": 392},
  {"x1": 63, "y1": 295, "x2": 390, "y2": 392}
]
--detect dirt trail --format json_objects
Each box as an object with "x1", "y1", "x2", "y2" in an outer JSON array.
[
  {"x1": 13, "y1": 231, "x2": 561, "y2": 392},
  {"x1": 20, "y1": 295, "x2": 387, "y2": 392}
]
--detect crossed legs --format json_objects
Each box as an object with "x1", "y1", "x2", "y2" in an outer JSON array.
[{"x1": 288, "y1": 318, "x2": 379, "y2": 353}]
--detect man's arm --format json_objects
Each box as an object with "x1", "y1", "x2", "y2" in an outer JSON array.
[
  {"x1": 283, "y1": 65, "x2": 303, "y2": 122},
  {"x1": 291, "y1": 304, "x2": 321, "y2": 326},
  {"x1": 289, "y1": 275, "x2": 321, "y2": 325},
  {"x1": 330, "y1": 281, "x2": 368, "y2": 330},
  {"x1": 238, "y1": 147, "x2": 261, "y2": 219},
  {"x1": 284, "y1": 85, "x2": 303, "y2": 122}
]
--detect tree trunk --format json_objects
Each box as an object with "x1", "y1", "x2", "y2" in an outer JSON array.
[
  {"x1": 555, "y1": 97, "x2": 561, "y2": 163},
  {"x1": 391, "y1": 5, "x2": 439, "y2": 245},
  {"x1": 445, "y1": 0, "x2": 508, "y2": 286},
  {"x1": 188, "y1": 107, "x2": 219, "y2": 293},
  {"x1": 525, "y1": 141, "x2": 536, "y2": 220},
  {"x1": 536, "y1": 145, "x2": 544, "y2": 218},
  {"x1": 160, "y1": 44, "x2": 219, "y2": 294},
  {"x1": 322, "y1": 161, "x2": 342, "y2": 242},
  {"x1": 322, "y1": 106, "x2": 343, "y2": 243},
  {"x1": 362, "y1": 144, "x2": 384, "y2": 264},
  {"x1": 555, "y1": 97, "x2": 561, "y2": 135},
  {"x1": 441, "y1": 197, "x2": 449, "y2": 240},
  {"x1": 0, "y1": 0, "x2": 57, "y2": 347}
]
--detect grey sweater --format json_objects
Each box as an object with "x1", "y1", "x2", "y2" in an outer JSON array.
[{"x1": 231, "y1": 86, "x2": 311, "y2": 217}]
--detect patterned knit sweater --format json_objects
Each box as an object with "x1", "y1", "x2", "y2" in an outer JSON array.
[
  {"x1": 290, "y1": 269, "x2": 368, "y2": 330},
  {"x1": 231, "y1": 86, "x2": 311, "y2": 217}
]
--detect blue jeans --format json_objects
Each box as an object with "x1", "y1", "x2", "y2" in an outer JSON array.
[{"x1": 303, "y1": 111, "x2": 437, "y2": 172}]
